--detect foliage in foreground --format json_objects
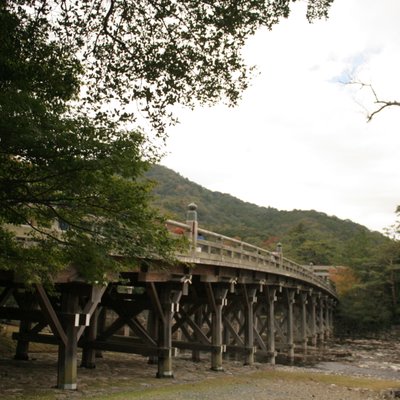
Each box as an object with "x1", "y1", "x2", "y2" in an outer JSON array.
[
  {"x1": 0, "y1": 0, "x2": 333, "y2": 284},
  {"x1": 0, "y1": 3, "x2": 176, "y2": 284}
]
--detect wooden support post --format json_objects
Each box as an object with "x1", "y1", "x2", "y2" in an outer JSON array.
[
  {"x1": 95, "y1": 307, "x2": 106, "y2": 358},
  {"x1": 309, "y1": 295, "x2": 317, "y2": 347},
  {"x1": 14, "y1": 319, "x2": 32, "y2": 360},
  {"x1": 206, "y1": 283, "x2": 227, "y2": 372},
  {"x1": 299, "y1": 292, "x2": 308, "y2": 354},
  {"x1": 328, "y1": 300, "x2": 335, "y2": 337},
  {"x1": 243, "y1": 285, "x2": 257, "y2": 366},
  {"x1": 266, "y1": 287, "x2": 277, "y2": 364},
  {"x1": 325, "y1": 298, "x2": 332, "y2": 339},
  {"x1": 79, "y1": 285, "x2": 106, "y2": 369},
  {"x1": 147, "y1": 310, "x2": 159, "y2": 364},
  {"x1": 14, "y1": 291, "x2": 36, "y2": 360},
  {"x1": 192, "y1": 305, "x2": 203, "y2": 362},
  {"x1": 57, "y1": 288, "x2": 79, "y2": 390},
  {"x1": 285, "y1": 288, "x2": 295, "y2": 364},
  {"x1": 222, "y1": 314, "x2": 231, "y2": 361},
  {"x1": 318, "y1": 297, "x2": 325, "y2": 346},
  {"x1": 157, "y1": 287, "x2": 181, "y2": 378},
  {"x1": 80, "y1": 307, "x2": 99, "y2": 369}
]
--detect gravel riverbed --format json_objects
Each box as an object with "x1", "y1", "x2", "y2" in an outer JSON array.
[{"x1": 1, "y1": 337, "x2": 400, "y2": 399}]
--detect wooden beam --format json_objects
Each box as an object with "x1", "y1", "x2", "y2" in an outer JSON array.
[
  {"x1": 76, "y1": 285, "x2": 106, "y2": 340},
  {"x1": 0, "y1": 307, "x2": 46, "y2": 322},
  {"x1": 12, "y1": 332, "x2": 59, "y2": 345},
  {"x1": 125, "y1": 316, "x2": 157, "y2": 347},
  {"x1": 174, "y1": 311, "x2": 210, "y2": 345},
  {"x1": 0, "y1": 287, "x2": 13, "y2": 307},
  {"x1": 146, "y1": 283, "x2": 165, "y2": 325},
  {"x1": 223, "y1": 316, "x2": 244, "y2": 346},
  {"x1": 90, "y1": 339, "x2": 158, "y2": 356},
  {"x1": 34, "y1": 284, "x2": 67, "y2": 346}
]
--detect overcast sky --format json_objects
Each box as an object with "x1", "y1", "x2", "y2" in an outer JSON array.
[{"x1": 161, "y1": 0, "x2": 400, "y2": 234}]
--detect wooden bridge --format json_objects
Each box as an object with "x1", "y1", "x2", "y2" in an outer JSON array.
[{"x1": 0, "y1": 204, "x2": 337, "y2": 390}]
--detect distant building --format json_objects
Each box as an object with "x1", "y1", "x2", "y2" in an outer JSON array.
[{"x1": 305, "y1": 264, "x2": 346, "y2": 282}]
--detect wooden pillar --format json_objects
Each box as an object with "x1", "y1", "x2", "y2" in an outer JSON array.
[
  {"x1": 147, "y1": 310, "x2": 159, "y2": 364},
  {"x1": 325, "y1": 298, "x2": 333, "y2": 339},
  {"x1": 57, "y1": 288, "x2": 79, "y2": 390},
  {"x1": 222, "y1": 315, "x2": 231, "y2": 361},
  {"x1": 285, "y1": 288, "x2": 295, "y2": 364},
  {"x1": 206, "y1": 283, "x2": 227, "y2": 372},
  {"x1": 299, "y1": 292, "x2": 308, "y2": 354},
  {"x1": 157, "y1": 287, "x2": 181, "y2": 378},
  {"x1": 192, "y1": 305, "x2": 203, "y2": 362},
  {"x1": 328, "y1": 300, "x2": 335, "y2": 336},
  {"x1": 14, "y1": 319, "x2": 32, "y2": 360},
  {"x1": 266, "y1": 287, "x2": 277, "y2": 364},
  {"x1": 243, "y1": 285, "x2": 257, "y2": 365},
  {"x1": 14, "y1": 290, "x2": 36, "y2": 360},
  {"x1": 318, "y1": 297, "x2": 325, "y2": 346},
  {"x1": 95, "y1": 307, "x2": 106, "y2": 358},
  {"x1": 80, "y1": 307, "x2": 99, "y2": 369},
  {"x1": 309, "y1": 295, "x2": 317, "y2": 347}
]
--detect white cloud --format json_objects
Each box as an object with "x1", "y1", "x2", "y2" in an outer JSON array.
[{"x1": 162, "y1": 0, "x2": 400, "y2": 233}]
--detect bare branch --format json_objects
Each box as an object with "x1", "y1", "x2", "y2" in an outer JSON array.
[
  {"x1": 367, "y1": 101, "x2": 400, "y2": 122},
  {"x1": 346, "y1": 80, "x2": 400, "y2": 121}
]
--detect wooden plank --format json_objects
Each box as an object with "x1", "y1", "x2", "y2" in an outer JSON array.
[{"x1": 34, "y1": 284, "x2": 67, "y2": 346}]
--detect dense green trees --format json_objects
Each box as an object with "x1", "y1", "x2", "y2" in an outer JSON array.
[
  {"x1": 334, "y1": 219, "x2": 400, "y2": 333},
  {"x1": 0, "y1": 3, "x2": 175, "y2": 283}
]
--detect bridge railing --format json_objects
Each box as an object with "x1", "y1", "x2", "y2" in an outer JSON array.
[{"x1": 165, "y1": 219, "x2": 336, "y2": 296}]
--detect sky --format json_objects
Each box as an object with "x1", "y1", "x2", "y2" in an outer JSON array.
[{"x1": 161, "y1": 0, "x2": 400, "y2": 234}]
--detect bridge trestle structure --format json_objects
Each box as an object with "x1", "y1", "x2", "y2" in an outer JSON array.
[{"x1": 0, "y1": 204, "x2": 337, "y2": 389}]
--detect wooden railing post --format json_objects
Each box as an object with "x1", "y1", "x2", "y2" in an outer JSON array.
[{"x1": 186, "y1": 203, "x2": 198, "y2": 253}]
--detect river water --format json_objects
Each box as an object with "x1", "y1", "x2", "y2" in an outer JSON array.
[{"x1": 309, "y1": 337, "x2": 400, "y2": 381}]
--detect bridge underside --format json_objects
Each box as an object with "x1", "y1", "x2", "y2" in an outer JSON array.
[{"x1": 0, "y1": 263, "x2": 335, "y2": 389}]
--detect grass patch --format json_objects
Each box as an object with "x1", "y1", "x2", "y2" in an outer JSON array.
[{"x1": 65, "y1": 369, "x2": 400, "y2": 400}]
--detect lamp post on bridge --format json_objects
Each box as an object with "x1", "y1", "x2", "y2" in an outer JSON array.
[{"x1": 186, "y1": 203, "x2": 198, "y2": 253}]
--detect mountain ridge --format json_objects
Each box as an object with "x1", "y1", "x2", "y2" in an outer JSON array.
[{"x1": 145, "y1": 164, "x2": 387, "y2": 265}]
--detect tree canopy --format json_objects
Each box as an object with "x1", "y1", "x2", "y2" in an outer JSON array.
[
  {"x1": 4, "y1": 0, "x2": 333, "y2": 136},
  {"x1": 0, "y1": 0, "x2": 334, "y2": 284},
  {"x1": 0, "y1": 3, "x2": 176, "y2": 284}
]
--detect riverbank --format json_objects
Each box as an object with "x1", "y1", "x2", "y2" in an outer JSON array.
[{"x1": 1, "y1": 327, "x2": 399, "y2": 400}]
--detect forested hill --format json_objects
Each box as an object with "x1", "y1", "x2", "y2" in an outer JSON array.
[{"x1": 145, "y1": 165, "x2": 388, "y2": 266}]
